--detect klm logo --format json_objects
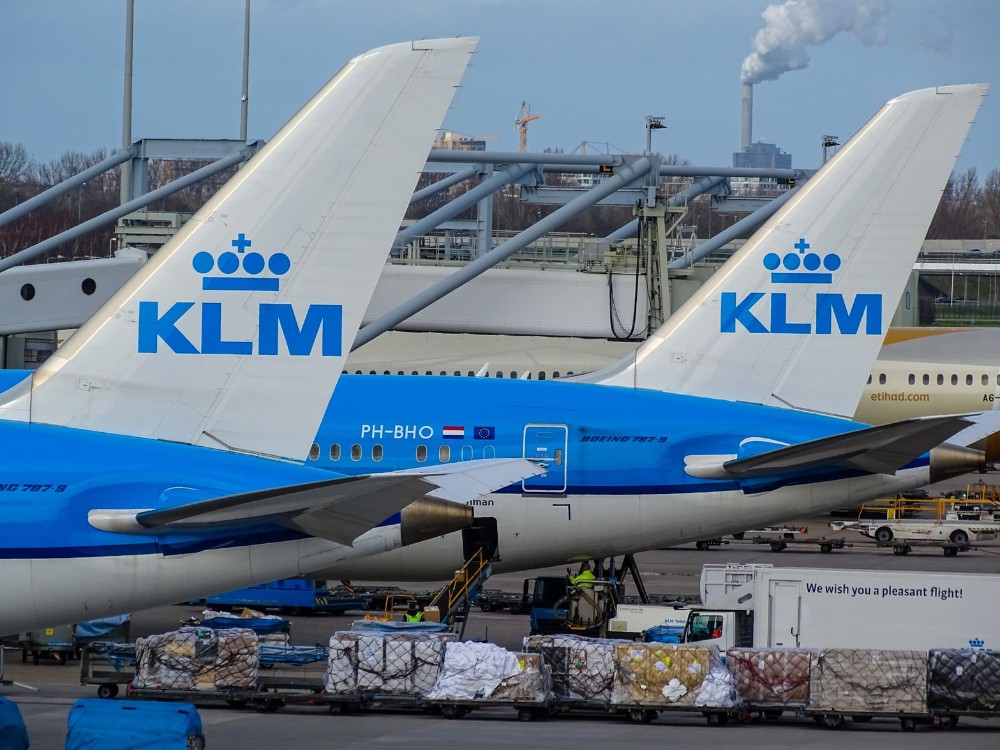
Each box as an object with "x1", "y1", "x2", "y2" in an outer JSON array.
[
  {"x1": 721, "y1": 238, "x2": 881, "y2": 336},
  {"x1": 138, "y1": 233, "x2": 342, "y2": 356}
]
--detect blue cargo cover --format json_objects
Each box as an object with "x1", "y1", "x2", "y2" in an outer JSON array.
[
  {"x1": 0, "y1": 696, "x2": 29, "y2": 750},
  {"x1": 66, "y1": 699, "x2": 203, "y2": 750}
]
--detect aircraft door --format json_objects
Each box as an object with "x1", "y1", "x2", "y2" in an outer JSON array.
[{"x1": 522, "y1": 424, "x2": 568, "y2": 493}]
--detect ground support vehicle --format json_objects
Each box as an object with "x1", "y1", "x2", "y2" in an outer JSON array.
[
  {"x1": 695, "y1": 527, "x2": 848, "y2": 553},
  {"x1": 193, "y1": 579, "x2": 366, "y2": 614},
  {"x1": 80, "y1": 644, "x2": 136, "y2": 699},
  {"x1": 830, "y1": 497, "x2": 1000, "y2": 556},
  {"x1": 684, "y1": 564, "x2": 1000, "y2": 652},
  {"x1": 475, "y1": 589, "x2": 529, "y2": 614},
  {"x1": 22, "y1": 625, "x2": 75, "y2": 665}
]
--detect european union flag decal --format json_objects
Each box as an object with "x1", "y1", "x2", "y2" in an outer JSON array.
[{"x1": 474, "y1": 426, "x2": 495, "y2": 440}]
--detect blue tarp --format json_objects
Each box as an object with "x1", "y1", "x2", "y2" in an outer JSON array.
[
  {"x1": 643, "y1": 624, "x2": 684, "y2": 644},
  {"x1": 350, "y1": 620, "x2": 448, "y2": 633},
  {"x1": 259, "y1": 644, "x2": 328, "y2": 665},
  {"x1": 66, "y1": 699, "x2": 203, "y2": 750},
  {"x1": 76, "y1": 614, "x2": 131, "y2": 640},
  {"x1": 199, "y1": 616, "x2": 289, "y2": 635},
  {"x1": 0, "y1": 697, "x2": 29, "y2": 750}
]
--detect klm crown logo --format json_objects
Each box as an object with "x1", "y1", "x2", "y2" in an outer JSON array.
[
  {"x1": 763, "y1": 238, "x2": 842, "y2": 284},
  {"x1": 721, "y1": 237, "x2": 882, "y2": 336},
  {"x1": 193, "y1": 233, "x2": 291, "y2": 292},
  {"x1": 970, "y1": 637, "x2": 986, "y2": 649},
  {"x1": 138, "y1": 233, "x2": 342, "y2": 357}
]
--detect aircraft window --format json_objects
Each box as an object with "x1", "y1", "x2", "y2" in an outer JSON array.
[
  {"x1": 425, "y1": 370, "x2": 433, "y2": 376},
  {"x1": 878, "y1": 373, "x2": 886, "y2": 385},
  {"x1": 866, "y1": 374, "x2": 872, "y2": 385},
  {"x1": 923, "y1": 374, "x2": 929, "y2": 385},
  {"x1": 308, "y1": 443, "x2": 320, "y2": 461},
  {"x1": 369, "y1": 370, "x2": 376, "y2": 375},
  {"x1": 510, "y1": 371, "x2": 517, "y2": 379},
  {"x1": 412, "y1": 371, "x2": 419, "y2": 376},
  {"x1": 383, "y1": 370, "x2": 390, "y2": 375},
  {"x1": 984, "y1": 374, "x2": 990, "y2": 386},
  {"x1": 372, "y1": 444, "x2": 383, "y2": 462},
  {"x1": 467, "y1": 371, "x2": 475, "y2": 377},
  {"x1": 538, "y1": 372, "x2": 547, "y2": 381},
  {"x1": 552, "y1": 371, "x2": 560, "y2": 378},
  {"x1": 454, "y1": 371, "x2": 461, "y2": 377},
  {"x1": 20, "y1": 283, "x2": 35, "y2": 301},
  {"x1": 329, "y1": 444, "x2": 341, "y2": 461},
  {"x1": 908, "y1": 374, "x2": 915, "y2": 385},
  {"x1": 951, "y1": 374, "x2": 959, "y2": 386},
  {"x1": 351, "y1": 444, "x2": 362, "y2": 461},
  {"x1": 483, "y1": 445, "x2": 495, "y2": 459},
  {"x1": 937, "y1": 374, "x2": 944, "y2": 385},
  {"x1": 439, "y1": 445, "x2": 450, "y2": 462},
  {"x1": 397, "y1": 370, "x2": 404, "y2": 375},
  {"x1": 462, "y1": 445, "x2": 473, "y2": 461},
  {"x1": 496, "y1": 371, "x2": 504, "y2": 378},
  {"x1": 82, "y1": 277, "x2": 96, "y2": 295},
  {"x1": 554, "y1": 448, "x2": 563, "y2": 466},
  {"x1": 416, "y1": 445, "x2": 427, "y2": 462},
  {"x1": 354, "y1": 370, "x2": 362, "y2": 374},
  {"x1": 968, "y1": 374, "x2": 974, "y2": 386},
  {"x1": 567, "y1": 371, "x2": 575, "y2": 376}
]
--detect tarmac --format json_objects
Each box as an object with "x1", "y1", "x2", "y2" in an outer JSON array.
[{"x1": 5, "y1": 510, "x2": 1000, "y2": 748}]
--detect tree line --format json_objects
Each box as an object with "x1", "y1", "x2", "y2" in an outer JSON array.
[{"x1": 1, "y1": 140, "x2": 997, "y2": 264}]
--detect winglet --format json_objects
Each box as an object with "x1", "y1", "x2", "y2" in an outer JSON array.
[
  {"x1": 590, "y1": 84, "x2": 988, "y2": 418},
  {"x1": 4, "y1": 38, "x2": 478, "y2": 461}
]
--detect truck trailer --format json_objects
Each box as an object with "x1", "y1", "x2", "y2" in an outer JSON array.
[{"x1": 685, "y1": 563, "x2": 999, "y2": 652}]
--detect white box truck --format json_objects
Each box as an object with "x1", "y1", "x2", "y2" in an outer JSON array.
[{"x1": 683, "y1": 563, "x2": 1000, "y2": 652}]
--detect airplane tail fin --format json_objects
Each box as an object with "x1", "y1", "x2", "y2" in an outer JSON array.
[
  {"x1": 1, "y1": 38, "x2": 477, "y2": 460},
  {"x1": 590, "y1": 84, "x2": 987, "y2": 418}
]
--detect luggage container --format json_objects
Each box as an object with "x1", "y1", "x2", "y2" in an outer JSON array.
[
  {"x1": 66, "y1": 699, "x2": 204, "y2": 750},
  {"x1": 0, "y1": 696, "x2": 29, "y2": 750}
]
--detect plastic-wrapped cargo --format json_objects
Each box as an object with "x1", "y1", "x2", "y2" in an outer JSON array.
[
  {"x1": 611, "y1": 643, "x2": 736, "y2": 707},
  {"x1": 726, "y1": 647, "x2": 812, "y2": 707},
  {"x1": 492, "y1": 653, "x2": 552, "y2": 703},
  {"x1": 523, "y1": 634, "x2": 625, "y2": 704},
  {"x1": 928, "y1": 649, "x2": 1000, "y2": 713},
  {"x1": 132, "y1": 627, "x2": 259, "y2": 691},
  {"x1": 426, "y1": 642, "x2": 550, "y2": 702},
  {"x1": 809, "y1": 648, "x2": 927, "y2": 715},
  {"x1": 200, "y1": 608, "x2": 290, "y2": 647},
  {"x1": 325, "y1": 630, "x2": 455, "y2": 696}
]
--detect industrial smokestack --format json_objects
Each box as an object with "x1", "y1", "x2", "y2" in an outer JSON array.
[{"x1": 741, "y1": 83, "x2": 753, "y2": 152}]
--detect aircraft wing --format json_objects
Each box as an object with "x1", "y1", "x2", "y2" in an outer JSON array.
[
  {"x1": 686, "y1": 414, "x2": 981, "y2": 480},
  {"x1": 89, "y1": 458, "x2": 540, "y2": 546}
]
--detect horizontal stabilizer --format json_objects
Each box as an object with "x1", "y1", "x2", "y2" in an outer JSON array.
[
  {"x1": 686, "y1": 414, "x2": 977, "y2": 480},
  {"x1": 89, "y1": 458, "x2": 541, "y2": 546}
]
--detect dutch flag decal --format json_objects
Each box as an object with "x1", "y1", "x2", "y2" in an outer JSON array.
[{"x1": 442, "y1": 426, "x2": 465, "y2": 439}]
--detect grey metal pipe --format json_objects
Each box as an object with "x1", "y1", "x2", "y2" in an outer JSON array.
[
  {"x1": 395, "y1": 162, "x2": 534, "y2": 248},
  {"x1": 121, "y1": 0, "x2": 135, "y2": 204},
  {"x1": 601, "y1": 175, "x2": 728, "y2": 245},
  {"x1": 0, "y1": 146, "x2": 254, "y2": 273},
  {"x1": 410, "y1": 167, "x2": 481, "y2": 204},
  {"x1": 668, "y1": 185, "x2": 800, "y2": 269},
  {"x1": 0, "y1": 148, "x2": 137, "y2": 231},
  {"x1": 355, "y1": 156, "x2": 653, "y2": 349}
]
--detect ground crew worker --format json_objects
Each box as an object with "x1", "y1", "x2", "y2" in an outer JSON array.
[
  {"x1": 567, "y1": 561, "x2": 596, "y2": 589},
  {"x1": 404, "y1": 601, "x2": 423, "y2": 622}
]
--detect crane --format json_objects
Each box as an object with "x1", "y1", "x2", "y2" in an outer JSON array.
[{"x1": 515, "y1": 101, "x2": 540, "y2": 152}]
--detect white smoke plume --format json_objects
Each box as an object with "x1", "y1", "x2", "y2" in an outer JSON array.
[{"x1": 741, "y1": 0, "x2": 893, "y2": 84}]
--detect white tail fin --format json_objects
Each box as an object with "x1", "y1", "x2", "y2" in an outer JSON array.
[
  {"x1": 591, "y1": 84, "x2": 987, "y2": 418},
  {"x1": 3, "y1": 38, "x2": 477, "y2": 459}
]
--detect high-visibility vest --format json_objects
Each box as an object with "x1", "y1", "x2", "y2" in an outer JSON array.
[
  {"x1": 570, "y1": 569, "x2": 595, "y2": 589},
  {"x1": 405, "y1": 611, "x2": 423, "y2": 622}
]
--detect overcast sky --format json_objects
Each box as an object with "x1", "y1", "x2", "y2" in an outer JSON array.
[{"x1": 2, "y1": 0, "x2": 996, "y2": 174}]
